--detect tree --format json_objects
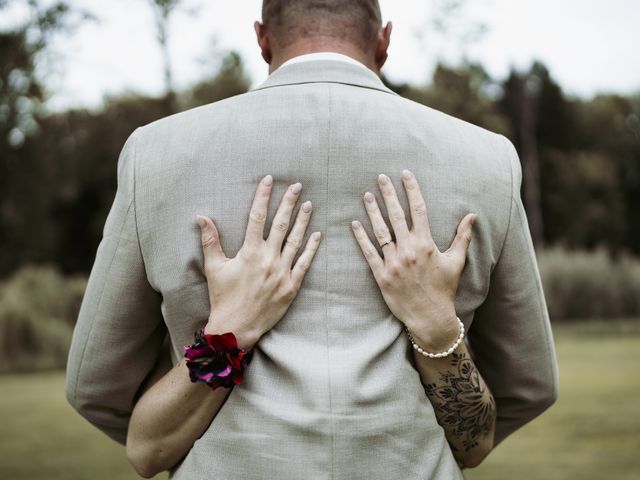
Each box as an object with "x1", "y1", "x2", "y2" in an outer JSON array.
[
  {"x1": 402, "y1": 61, "x2": 509, "y2": 134},
  {"x1": 415, "y1": 0, "x2": 489, "y2": 67},
  {"x1": 499, "y1": 62, "x2": 556, "y2": 247},
  {"x1": 181, "y1": 51, "x2": 250, "y2": 109},
  {"x1": 0, "y1": 0, "x2": 91, "y2": 275},
  {"x1": 149, "y1": 0, "x2": 180, "y2": 103},
  {"x1": 572, "y1": 93, "x2": 640, "y2": 255},
  {"x1": 147, "y1": 0, "x2": 200, "y2": 113}
]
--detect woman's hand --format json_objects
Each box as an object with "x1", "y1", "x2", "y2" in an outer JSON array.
[
  {"x1": 126, "y1": 175, "x2": 321, "y2": 478},
  {"x1": 351, "y1": 169, "x2": 476, "y2": 351},
  {"x1": 351, "y1": 170, "x2": 495, "y2": 468},
  {"x1": 197, "y1": 174, "x2": 321, "y2": 349}
]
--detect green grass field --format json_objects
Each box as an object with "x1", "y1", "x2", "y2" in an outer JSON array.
[
  {"x1": 1, "y1": 322, "x2": 638, "y2": 480},
  {"x1": 467, "y1": 322, "x2": 640, "y2": 480}
]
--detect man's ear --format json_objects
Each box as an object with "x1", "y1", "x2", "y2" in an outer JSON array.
[
  {"x1": 254, "y1": 20, "x2": 272, "y2": 64},
  {"x1": 375, "y1": 21, "x2": 392, "y2": 70}
]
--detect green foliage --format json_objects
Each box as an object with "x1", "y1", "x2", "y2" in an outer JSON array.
[
  {"x1": 410, "y1": 60, "x2": 640, "y2": 256},
  {"x1": 498, "y1": 63, "x2": 640, "y2": 253},
  {"x1": 179, "y1": 51, "x2": 251, "y2": 109},
  {"x1": 0, "y1": 50, "x2": 249, "y2": 277},
  {"x1": 542, "y1": 149, "x2": 626, "y2": 250},
  {"x1": 0, "y1": 0, "x2": 96, "y2": 276},
  {"x1": 0, "y1": 263, "x2": 86, "y2": 373},
  {"x1": 0, "y1": 0, "x2": 93, "y2": 147},
  {"x1": 2, "y1": 248, "x2": 639, "y2": 374},
  {"x1": 537, "y1": 246, "x2": 640, "y2": 320},
  {"x1": 398, "y1": 62, "x2": 510, "y2": 135}
]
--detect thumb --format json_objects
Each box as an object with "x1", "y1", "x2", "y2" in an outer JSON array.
[
  {"x1": 446, "y1": 213, "x2": 476, "y2": 260},
  {"x1": 197, "y1": 215, "x2": 226, "y2": 263}
]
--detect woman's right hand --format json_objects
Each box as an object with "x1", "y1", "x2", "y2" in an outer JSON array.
[
  {"x1": 196, "y1": 174, "x2": 321, "y2": 350},
  {"x1": 126, "y1": 175, "x2": 320, "y2": 478}
]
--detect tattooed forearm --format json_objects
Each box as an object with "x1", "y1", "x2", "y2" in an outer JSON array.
[
  {"x1": 412, "y1": 341, "x2": 496, "y2": 468},
  {"x1": 423, "y1": 352, "x2": 496, "y2": 451}
]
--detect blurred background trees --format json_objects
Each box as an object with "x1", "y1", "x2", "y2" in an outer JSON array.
[{"x1": 2, "y1": 0, "x2": 637, "y2": 278}]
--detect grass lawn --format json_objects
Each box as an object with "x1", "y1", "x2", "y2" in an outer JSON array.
[
  {"x1": 0, "y1": 371, "x2": 148, "y2": 480},
  {"x1": 1, "y1": 321, "x2": 638, "y2": 480},
  {"x1": 466, "y1": 321, "x2": 640, "y2": 480}
]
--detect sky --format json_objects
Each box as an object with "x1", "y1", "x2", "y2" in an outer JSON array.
[{"x1": 5, "y1": 0, "x2": 640, "y2": 110}]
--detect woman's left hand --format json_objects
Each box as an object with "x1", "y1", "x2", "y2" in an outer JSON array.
[{"x1": 351, "y1": 169, "x2": 476, "y2": 351}]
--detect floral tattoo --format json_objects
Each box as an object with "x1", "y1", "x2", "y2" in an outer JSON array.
[{"x1": 423, "y1": 352, "x2": 496, "y2": 452}]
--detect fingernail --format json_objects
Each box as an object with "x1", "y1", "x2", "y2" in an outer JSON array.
[
  {"x1": 263, "y1": 174, "x2": 273, "y2": 186},
  {"x1": 471, "y1": 213, "x2": 478, "y2": 224},
  {"x1": 291, "y1": 182, "x2": 302, "y2": 194},
  {"x1": 402, "y1": 169, "x2": 412, "y2": 179},
  {"x1": 302, "y1": 200, "x2": 312, "y2": 212},
  {"x1": 312, "y1": 231, "x2": 321, "y2": 241},
  {"x1": 378, "y1": 173, "x2": 389, "y2": 185},
  {"x1": 196, "y1": 215, "x2": 207, "y2": 228},
  {"x1": 364, "y1": 192, "x2": 374, "y2": 203},
  {"x1": 351, "y1": 220, "x2": 360, "y2": 229}
]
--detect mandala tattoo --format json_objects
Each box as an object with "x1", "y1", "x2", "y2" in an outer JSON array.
[{"x1": 423, "y1": 352, "x2": 496, "y2": 452}]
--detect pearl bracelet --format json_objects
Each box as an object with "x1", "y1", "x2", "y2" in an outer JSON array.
[{"x1": 404, "y1": 316, "x2": 465, "y2": 358}]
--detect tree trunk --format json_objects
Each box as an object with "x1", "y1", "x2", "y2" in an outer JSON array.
[{"x1": 519, "y1": 85, "x2": 545, "y2": 247}]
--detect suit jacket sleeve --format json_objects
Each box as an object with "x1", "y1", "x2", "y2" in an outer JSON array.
[
  {"x1": 65, "y1": 127, "x2": 166, "y2": 446},
  {"x1": 467, "y1": 134, "x2": 560, "y2": 448}
]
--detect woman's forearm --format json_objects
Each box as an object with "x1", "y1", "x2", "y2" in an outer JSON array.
[
  {"x1": 126, "y1": 323, "x2": 258, "y2": 478},
  {"x1": 127, "y1": 177, "x2": 320, "y2": 477},
  {"x1": 350, "y1": 170, "x2": 492, "y2": 467},
  {"x1": 411, "y1": 325, "x2": 496, "y2": 469},
  {"x1": 126, "y1": 358, "x2": 232, "y2": 478}
]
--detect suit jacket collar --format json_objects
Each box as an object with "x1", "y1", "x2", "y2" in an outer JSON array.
[{"x1": 250, "y1": 59, "x2": 399, "y2": 97}]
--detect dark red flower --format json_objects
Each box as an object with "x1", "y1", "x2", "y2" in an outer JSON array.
[{"x1": 183, "y1": 327, "x2": 254, "y2": 390}]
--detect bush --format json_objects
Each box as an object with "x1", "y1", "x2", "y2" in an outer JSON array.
[
  {"x1": 0, "y1": 264, "x2": 86, "y2": 373},
  {"x1": 538, "y1": 245, "x2": 640, "y2": 321},
  {"x1": 1, "y1": 247, "x2": 639, "y2": 373}
]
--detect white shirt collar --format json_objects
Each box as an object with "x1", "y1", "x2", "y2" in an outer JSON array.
[{"x1": 274, "y1": 51, "x2": 369, "y2": 74}]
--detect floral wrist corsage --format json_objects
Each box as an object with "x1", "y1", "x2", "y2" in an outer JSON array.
[{"x1": 183, "y1": 326, "x2": 254, "y2": 390}]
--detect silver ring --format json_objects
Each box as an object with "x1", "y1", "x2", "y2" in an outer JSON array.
[{"x1": 380, "y1": 240, "x2": 394, "y2": 248}]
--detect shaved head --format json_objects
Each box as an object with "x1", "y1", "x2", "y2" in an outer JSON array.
[{"x1": 262, "y1": 0, "x2": 383, "y2": 53}]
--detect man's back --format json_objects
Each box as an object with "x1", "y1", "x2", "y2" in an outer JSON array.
[{"x1": 66, "y1": 59, "x2": 558, "y2": 479}]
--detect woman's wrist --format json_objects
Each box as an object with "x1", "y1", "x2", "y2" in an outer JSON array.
[
  {"x1": 204, "y1": 315, "x2": 260, "y2": 351},
  {"x1": 405, "y1": 309, "x2": 460, "y2": 353}
]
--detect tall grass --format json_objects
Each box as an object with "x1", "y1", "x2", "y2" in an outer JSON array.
[
  {"x1": 0, "y1": 246, "x2": 639, "y2": 373},
  {"x1": 537, "y1": 245, "x2": 640, "y2": 321},
  {"x1": 0, "y1": 263, "x2": 86, "y2": 373}
]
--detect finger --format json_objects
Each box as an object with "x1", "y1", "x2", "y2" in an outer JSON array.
[
  {"x1": 401, "y1": 169, "x2": 432, "y2": 240},
  {"x1": 350, "y1": 220, "x2": 385, "y2": 282},
  {"x1": 281, "y1": 200, "x2": 313, "y2": 267},
  {"x1": 445, "y1": 213, "x2": 477, "y2": 260},
  {"x1": 377, "y1": 173, "x2": 410, "y2": 241},
  {"x1": 290, "y1": 231, "x2": 322, "y2": 288},
  {"x1": 363, "y1": 191, "x2": 395, "y2": 248},
  {"x1": 197, "y1": 215, "x2": 227, "y2": 265},
  {"x1": 244, "y1": 175, "x2": 273, "y2": 247},
  {"x1": 267, "y1": 182, "x2": 302, "y2": 250}
]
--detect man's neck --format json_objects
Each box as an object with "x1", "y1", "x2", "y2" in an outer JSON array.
[{"x1": 269, "y1": 42, "x2": 378, "y2": 76}]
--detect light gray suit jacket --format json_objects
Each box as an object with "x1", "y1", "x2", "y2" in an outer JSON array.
[{"x1": 65, "y1": 58, "x2": 559, "y2": 479}]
